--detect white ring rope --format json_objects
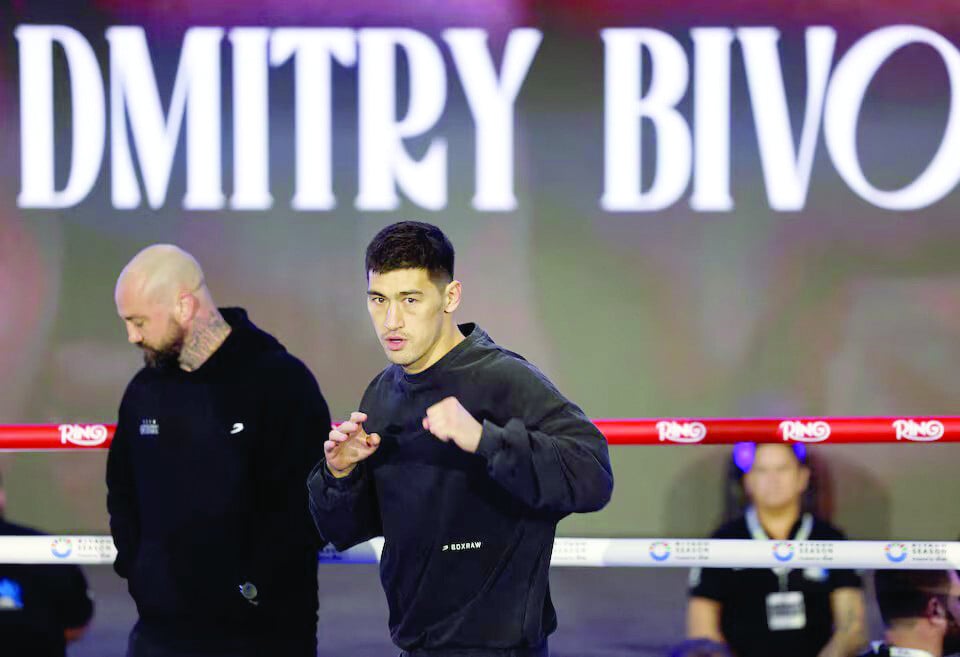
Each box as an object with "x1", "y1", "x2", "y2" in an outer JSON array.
[{"x1": 6, "y1": 536, "x2": 957, "y2": 569}]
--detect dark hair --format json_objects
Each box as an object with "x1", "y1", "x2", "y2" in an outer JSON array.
[
  {"x1": 365, "y1": 221, "x2": 454, "y2": 283},
  {"x1": 733, "y1": 442, "x2": 808, "y2": 474},
  {"x1": 874, "y1": 569, "x2": 952, "y2": 625}
]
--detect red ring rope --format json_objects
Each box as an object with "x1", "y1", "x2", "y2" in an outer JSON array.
[{"x1": 0, "y1": 416, "x2": 957, "y2": 450}]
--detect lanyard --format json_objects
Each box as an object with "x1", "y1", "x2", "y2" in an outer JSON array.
[
  {"x1": 872, "y1": 642, "x2": 933, "y2": 657},
  {"x1": 887, "y1": 647, "x2": 935, "y2": 657},
  {"x1": 745, "y1": 506, "x2": 813, "y2": 592}
]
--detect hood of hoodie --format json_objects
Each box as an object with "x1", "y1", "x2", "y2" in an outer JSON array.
[
  {"x1": 143, "y1": 307, "x2": 286, "y2": 380},
  {"x1": 195, "y1": 307, "x2": 286, "y2": 373}
]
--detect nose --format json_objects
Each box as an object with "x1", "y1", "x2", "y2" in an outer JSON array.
[
  {"x1": 384, "y1": 302, "x2": 403, "y2": 331},
  {"x1": 126, "y1": 324, "x2": 142, "y2": 345}
]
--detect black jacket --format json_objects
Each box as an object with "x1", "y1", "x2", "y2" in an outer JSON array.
[
  {"x1": 106, "y1": 308, "x2": 329, "y2": 649},
  {"x1": 0, "y1": 520, "x2": 93, "y2": 657},
  {"x1": 308, "y1": 324, "x2": 613, "y2": 655}
]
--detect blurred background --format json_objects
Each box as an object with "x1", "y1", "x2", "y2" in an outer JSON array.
[{"x1": 1, "y1": 0, "x2": 958, "y2": 654}]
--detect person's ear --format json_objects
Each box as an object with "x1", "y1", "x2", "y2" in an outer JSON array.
[
  {"x1": 444, "y1": 280, "x2": 462, "y2": 314},
  {"x1": 798, "y1": 465, "x2": 811, "y2": 494},
  {"x1": 927, "y1": 596, "x2": 947, "y2": 625},
  {"x1": 176, "y1": 292, "x2": 198, "y2": 324}
]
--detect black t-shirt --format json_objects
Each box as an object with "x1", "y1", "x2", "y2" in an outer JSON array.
[
  {"x1": 0, "y1": 520, "x2": 93, "y2": 657},
  {"x1": 689, "y1": 514, "x2": 862, "y2": 657}
]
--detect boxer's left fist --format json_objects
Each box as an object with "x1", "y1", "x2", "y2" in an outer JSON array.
[{"x1": 423, "y1": 396, "x2": 483, "y2": 453}]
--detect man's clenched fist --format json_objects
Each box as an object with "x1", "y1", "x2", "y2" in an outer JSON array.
[{"x1": 423, "y1": 397, "x2": 483, "y2": 453}]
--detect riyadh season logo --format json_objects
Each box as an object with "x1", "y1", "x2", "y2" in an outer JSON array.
[
  {"x1": 656, "y1": 421, "x2": 707, "y2": 444},
  {"x1": 779, "y1": 420, "x2": 831, "y2": 443},
  {"x1": 885, "y1": 543, "x2": 909, "y2": 563},
  {"x1": 772, "y1": 541, "x2": 795, "y2": 562},
  {"x1": 50, "y1": 538, "x2": 73, "y2": 559},
  {"x1": 892, "y1": 419, "x2": 945, "y2": 442},
  {"x1": 649, "y1": 542, "x2": 672, "y2": 562}
]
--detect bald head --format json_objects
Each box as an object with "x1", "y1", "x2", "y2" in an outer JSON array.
[
  {"x1": 115, "y1": 245, "x2": 219, "y2": 368},
  {"x1": 116, "y1": 244, "x2": 206, "y2": 306}
]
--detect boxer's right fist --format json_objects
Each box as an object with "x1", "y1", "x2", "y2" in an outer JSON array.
[{"x1": 325, "y1": 412, "x2": 381, "y2": 477}]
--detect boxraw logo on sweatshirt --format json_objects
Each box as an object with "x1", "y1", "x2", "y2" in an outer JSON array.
[{"x1": 442, "y1": 541, "x2": 483, "y2": 552}]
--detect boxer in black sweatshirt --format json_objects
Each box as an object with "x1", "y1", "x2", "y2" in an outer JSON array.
[
  {"x1": 108, "y1": 245, "x2": 329, "y2": 657},
  {"x1": 308, "y1": 222, "x2": 614, "y2": 657}
]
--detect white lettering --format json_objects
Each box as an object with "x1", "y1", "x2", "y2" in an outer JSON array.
[
  {"x1": 270, "y1": 29, "x2": 357, "y2": 210},
  {"x1": 356, "y1": 29, "x2": 448, "y2": 211},
  {"x1": 228, "y1": 28, "x2": 272, "y2": 210},
  {"x1": 825, "y1": 25, "x2": 960, "y2": 210},
  {"x1": 58, "y1": 424, "x2": 109, "y2": 447},
  {"x1": 445, "y1": 28, "x2": 542, "y2": 211},
  {"x1": 656, "y1": 421, "x2": 708, "y2": 444},
  {"x1": 739, "y1": 27, "x2": 836, "y2": 211},
  {"x1": 601, "y1": 29, "x2": 691, "y2": 211},
  {"x1": 16, "y1": 25, "x2": 105, "y2": 209},
  {"x1": 108, "y1": 26, "x2": 224, "y2": 209},
  {"x1": 779, "y1": 420, "x2": 832, "y2": 443},
  {"x1": 690, "y1": 28, "x2": 734, "y2": 212},
  {"x1": 892, "y1": 419, "x2": 945, "y2": 442},
  {"x1": 15, "y1": 24, "x2": 960, "y2": 214}
]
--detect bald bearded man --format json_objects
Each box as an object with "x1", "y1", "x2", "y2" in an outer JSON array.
[{"x1": 106, "y1": 245, "x2": 330, "y2": 657}]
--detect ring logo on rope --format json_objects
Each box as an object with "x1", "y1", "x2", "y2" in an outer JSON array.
[
  {"x1": 57, "y1": 424, "x2": 109, "y2": 447},
  {"x1": 649, "y1": 541, "x2": 672, "y2": 562},
  {"x1": 772, "y1": 542, "x2": 795, "y2": 562},
  {"x1": 50, "y1": 538, "x2": 73, "y2": 559},
  {"x1": 884, "y1": 543, "x2": 908, "y2": 563},
  {"x1": 655, "y1": 421, "x2": 707, "y2": 443},
  {"x1": 779, "y1": 420, "x2": 831, "y2": 443},
  {"x1": 892, "y1": 419, "x2": 945, "y2": 442}
]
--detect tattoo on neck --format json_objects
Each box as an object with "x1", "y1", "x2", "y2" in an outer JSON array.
[{"x1": 179, "y1": 312, "x2": 231, "y2": 371}]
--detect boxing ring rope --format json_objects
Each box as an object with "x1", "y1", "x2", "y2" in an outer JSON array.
[
  {"x1": 2, "y1": 416, "x2": 959, "y2": 450},
  {"x1": 1, "y1": 417, "x2": 957, "y2": 567},
  {"x1": 6, "y1": 536, "x2": 960, "y2": 569}
]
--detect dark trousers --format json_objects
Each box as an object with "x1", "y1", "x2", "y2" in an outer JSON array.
[
  {"x1": 398, "y1": 641, "x2": 549, "y2": 657},
  {"x1": 127, "y1": 621, "x2": 317, "y2": 657}
]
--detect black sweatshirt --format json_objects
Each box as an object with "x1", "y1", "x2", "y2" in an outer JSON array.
[
  {"x1": 0, "y1": 520, "x2": 93, "y2": 657},
  {"x1": 308, "y1": 324, "x2": 613, "y2": 656},
  {"x1": 106, "y1": 308, "x2": 329, "y2": 651}
]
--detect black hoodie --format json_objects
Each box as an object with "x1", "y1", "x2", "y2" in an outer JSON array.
[
  {"x1": 106, "y1": 308, "x2": 329, "y2": 651},
  {"x1": 308, "y1": 324, "x2": 613, "y2": 656}
]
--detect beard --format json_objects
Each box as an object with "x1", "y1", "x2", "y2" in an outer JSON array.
[{"x1": 141, "y1": 321, "x2": 186, "y2": 369}]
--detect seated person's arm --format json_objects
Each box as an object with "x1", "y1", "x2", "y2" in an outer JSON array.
[
  {"x1": 816, "y1": 587, "x2": 867, "y2": 657},
  {"x1": 687, "y1": 596, "x2": 726, "y2": 644},
  {"x1": 58, "y1": 565, "x2": 94, "y2": 644}
]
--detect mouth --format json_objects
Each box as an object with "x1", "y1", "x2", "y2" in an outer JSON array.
[{"x1": 384, "y1": 336, "x2": 407, "y2": 352}]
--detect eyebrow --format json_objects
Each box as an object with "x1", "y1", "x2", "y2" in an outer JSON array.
[
  {"x1": 366, "y1": 289, "x2": 424, "y2": 297},
  {"x1": 121, "y1": 315, "x2": 146, "y2": 321}
]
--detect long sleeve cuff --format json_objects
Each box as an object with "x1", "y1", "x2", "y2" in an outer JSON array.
[{"x1": 475, "y1": 419, "x2": 510, "y2": 461}]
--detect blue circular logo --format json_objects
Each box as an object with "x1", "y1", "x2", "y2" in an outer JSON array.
[
  {"x1": 50, "y1": 538, "x2": 72, "y2": 559},
  {"x1": 772, "y1": 542, "x2": 795, "y2": 562},
  {"x1": 885, "y1": 543, "x2": 908, "y2": 563},
  {"x1": 649, "y1": 542, "x2": 672, "y2": 562}
]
